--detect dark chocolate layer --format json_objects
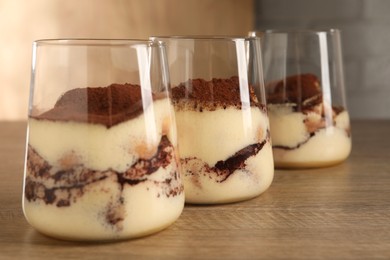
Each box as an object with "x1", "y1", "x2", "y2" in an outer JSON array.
[
  {"x1": 183, "y1": 132, "x2": 269, "y2": 183},
  {"x1": 25, "y1": 135, "x2": 183, "y2": 228}
]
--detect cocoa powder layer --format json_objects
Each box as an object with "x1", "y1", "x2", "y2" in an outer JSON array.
[
  {"x1": 171, "y1": 77, "x2": 265, "y2": 112},
  {"x1": 35, "y1": 83, "x2": 165, "y2": 128},
  {"x1": 266, "y1": 73, "x2": 346, "y2": 115},
  {"x1": 25, "y1": 135, "x2": 183, "y2": 230},
  {"x1": 266, "y1": 73, "x2": 322, "y2": 106}
]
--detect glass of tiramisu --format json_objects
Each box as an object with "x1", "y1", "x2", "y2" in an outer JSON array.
[
  {"x1": 251, "y1": 29, "x2": 352, "y2": 168},
  {"x1": 22, "y1": 39, "x2": 184, "y2": 241},
  {"x1": 151, "y1": 36, "x2": 274, "y2": 204}
]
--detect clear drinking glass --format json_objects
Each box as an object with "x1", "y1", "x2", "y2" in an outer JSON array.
[
  {"x1": 251, "y1": 29, "x2": 352, "y2": 168},
  {"x1": 23, "y1": 39, "x2": 184, "y2": 241},
  {"x1": 151, "y1": 36, "x2": 274, "y2": 204}
]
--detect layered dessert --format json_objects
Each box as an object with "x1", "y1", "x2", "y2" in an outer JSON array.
[
  {"x1": 171, "y1": 77, "x2": 274, "y2": 204},
  {"x1": 266, "y1": 73, "x2": 351, "y2": 168},
  {"x1": 23, "y1": 83, "x2": 184, "y2": 241}
]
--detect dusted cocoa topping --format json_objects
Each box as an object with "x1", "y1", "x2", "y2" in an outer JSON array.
[
  {"x1": 35, "y1": 83, "x2": 164, "y2": 127},
  {"x1": 266, "y1": 73, "x2": 322, "y2": 107},
  {"x1": 332, "y1": 105, "x2": 345, "y2": 115},
  {"x1": 266, "y1": 73, "x2": 346, "y2": 116},
  {"x1": 172, "y1": 76, "x2": 264, "y2": 111}
]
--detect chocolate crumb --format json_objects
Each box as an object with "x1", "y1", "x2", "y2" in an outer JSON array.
[
  {"x1": 25, "y1": 135, "x2": 183, "y2": 208},
  {"x1": 266, "y1": 73, "x2": 322, "y2": 106},
  {"x1": 182, "y1": 137, "x2": 268, "y2": 183},
  {"x1": 172, "y1": 76, "x2": 264, "y2": 111},
  {"x1": 33, "y1": 83, "x2": 167, "y2": 128}
]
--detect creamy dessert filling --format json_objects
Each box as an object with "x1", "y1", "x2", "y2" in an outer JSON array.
[
  {"x1": 171, "y1": 77, "x2": 274, "y2": 203},
  {"x1": 25, "y1": 135, "x2": 181, "y2": 206},
  {"x1": 23, "y1": 83, "x2": 184, "y2": 240},
  {"x1": 266, "y1": 74, "x2": 351, "y2": 167}
]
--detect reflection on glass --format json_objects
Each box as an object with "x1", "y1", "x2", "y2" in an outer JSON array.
[
  {"x1": 152, "y1": 36, "x2": 274, "y2": 204},
  {"x1": 23, "y1": 39, "x2": 184, "y2": 241},
  {"x1": 252, "y1": 29, "x2": 351, "y2": 169}
]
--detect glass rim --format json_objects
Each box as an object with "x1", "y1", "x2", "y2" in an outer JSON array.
[
  {"x1": 150, "y1": 35, "x2": 258, "y2": 41},
  {"x1": 249, "y1": 28, "x2": 340, "y2": 36},
  {"x1": 33, "y1": 38, "x2": 165, "y2": 47}
]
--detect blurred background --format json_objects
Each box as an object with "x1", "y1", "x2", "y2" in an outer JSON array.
[
  {"x1": 0, "y1": 0, "x2": 389, "y2": 120},
  {"x1": 255, "y1": 0, "x2": 390, "y2": 119},
  {"x1": 0, "y1": 0, "x2": 252, "y2": 120}
]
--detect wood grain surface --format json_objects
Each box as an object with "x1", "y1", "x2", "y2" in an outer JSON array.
[{"x1": 0, "y1": 121, "x2": 389, "y2": 259}]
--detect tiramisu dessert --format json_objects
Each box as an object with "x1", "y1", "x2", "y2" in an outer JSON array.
[
  {"x1": 266, "y1": 73, "x2": 351, "y2": 168},
  {"x1": 23, "y1": 83, "x2": 184, "y2": 241},
  {"x1": 171, "y1": 76, "x2": 274, "y2": 204}
]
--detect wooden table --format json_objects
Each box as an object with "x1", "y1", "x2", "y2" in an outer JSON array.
[{"x1": 1, "y1": 121, "x2": 389, "y2": 259}]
